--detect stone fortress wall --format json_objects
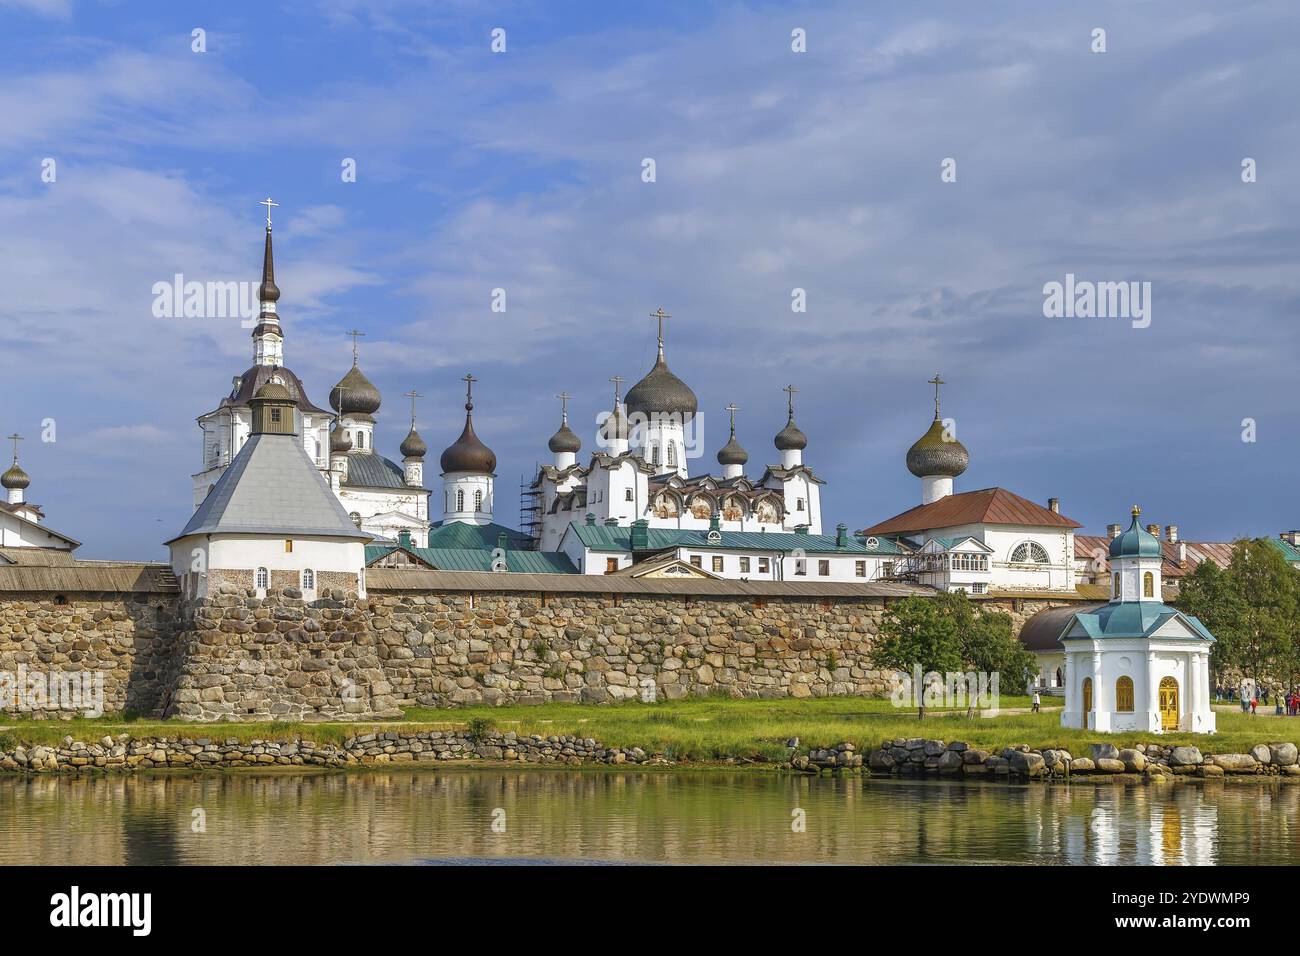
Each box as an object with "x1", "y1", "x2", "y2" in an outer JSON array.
[{"x1": 0, "y1": 570, "x2": 1078, "y2": 721}]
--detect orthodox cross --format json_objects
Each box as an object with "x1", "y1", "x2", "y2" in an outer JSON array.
[
  {"x1": 403, "y1": 389, "x2": 422, "y2": 429},
  {"x1": 725, "y1": 403, "x2": 740, "y2": 435},
  {"x1": 462, "y1": 373, "x2": 477, "y2": 406},
  {"x1": 345, "y1": 329, "x2": 366, "y2": 365},
  {"x1": 928, "y1": 373, "x2": 945, "y2": 418},
  {"x1": 556, "y1": 391, "x2": 571, "y2": 424},
  {"x1": 6, "y1": 433, "x2": 21, "y2": 464},
  {"x1": 609, "y1": 375, "x2": 624, "y2": 405},
  {"x1": 259, "y1": 197, "x2": 278, "y2": 229},
  {"x1": 783, "y1": 384, "x2": 798, "y2": 419},
  {"x1": 650, "y1": 308, "x2": 671, "y2": 353}
]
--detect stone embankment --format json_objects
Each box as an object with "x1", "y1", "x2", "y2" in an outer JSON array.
[
  {"x1": 0, "y1": 730, "x2": 660, "y2": 774},
  {"x1": 860, "y1": 739, "x2": 1300, "y2": 779}
]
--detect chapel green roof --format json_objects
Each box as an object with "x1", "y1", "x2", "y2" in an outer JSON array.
[
  {"x1": 569, "y1": 522, "x2": 909, "y2": 555},
  {"x1": 1109, "y1": 507, "x2": 1162, "y2": 558},
  {"x1": 1060, "y1": 600, "x2": 1215, "y2": 643},
  {"x1": 426, "y1": 521, "x2": 533, "y2": 550}
]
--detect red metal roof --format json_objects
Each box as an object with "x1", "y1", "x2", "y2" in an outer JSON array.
[
  {"x1": 859, "y1": 487, "x2": 1082, "y2": 536},
  {"x1": 1074, "y1": 534, "x2": 1236, "y2": 579}
]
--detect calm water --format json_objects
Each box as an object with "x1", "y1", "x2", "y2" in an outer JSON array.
[{"x1": 0, "y1": 769, "x2": 1293, "y2": 865}]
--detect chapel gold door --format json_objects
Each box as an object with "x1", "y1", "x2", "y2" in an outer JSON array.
[
  {"x1": 1082, "y1": 678, "x2": 1092, "y2": 729},
  {"x1": 1159, "y1": 677, "x2": 1179, "y2": 731}
]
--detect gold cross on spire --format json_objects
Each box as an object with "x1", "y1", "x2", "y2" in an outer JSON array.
[
  {"x1": 403, "y1": 389, "x2": 421, "y2": 429},
  {"x1": 650, "y1": 308, "x2": 671, "y2": 355},
  {"x1": 609, "y1": 375, "x2": 624, "y2": 405},
  {"x1": 556, "y1": 391, "x2": 571, "y2": 423},
  {"x1": 345, "y1": 329, "x2": 365, "y2": 365},
  {"x1": 928, "y1": 373, "x2": 945, "y2": 419},
  {"x1": 259, "y1": 197, "x2": 278, "y2": 229},
  {"x1": 783, "y1": 384, "x2": 798, "y2": 418},
  {"x1": 5, "y1": 433, "x2": 21, "y2": 463}
]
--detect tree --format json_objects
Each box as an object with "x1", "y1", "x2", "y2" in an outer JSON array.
[{"x1": 870, "y1": 595, "x2": 962, "y2": 718}]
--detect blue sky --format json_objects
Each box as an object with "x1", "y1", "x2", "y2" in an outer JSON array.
[{"x1": 2, "y1": 0, "x2": 1298, "y2": 558}]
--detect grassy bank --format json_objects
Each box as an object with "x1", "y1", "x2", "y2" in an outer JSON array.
[{"x1": 3, "y1": 697, "x2": 1294, "y2": 762}]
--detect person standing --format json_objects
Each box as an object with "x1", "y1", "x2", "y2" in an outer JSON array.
[{"x1": 1032, "y1": 690, "x2": 1041, "y2": 713}]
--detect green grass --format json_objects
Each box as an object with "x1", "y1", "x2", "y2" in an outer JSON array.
[{"x1": 2, "y1": 698, "x2": 1289, "y2": 763}]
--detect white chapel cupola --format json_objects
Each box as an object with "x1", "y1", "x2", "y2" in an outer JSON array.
[
  {"x1": 329, "y1": 330, "x2": 382, "y2": 454},
  {"x1": 624, "y1": 308, "x2": 697, "y2": 477},
  {"x1": 773, "y1": 384, "x2": 808, "y2": 469},
  {"x1": 599, "y1": 376, "x2": 630, "y2": 457},
  {"x1": 2, "y1": 433, "x2": 31, "y2": 506},
  {"x1": 906, "y1": 373, "x2": 969, "y2": 504},
  {"x1": 716, "y1": 403, "x2": 749, "y2": 479},
  {"x1": 399, "y1": 389, "x2": 428, "y2": 488},
  {"x1": 1108, "y1": 505, "x2": 1163, "y2": 602},
  {"x1": 439, "y1": 373, "x2": 497, "y2": 525},
  {"x1": 547, "y1": 391, "x2": 582, "y2": 470}
]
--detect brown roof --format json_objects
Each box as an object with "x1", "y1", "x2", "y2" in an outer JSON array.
[
  {"x1": 0, "y1": 560, "x2": 178, "y2": 593},
  {"x1": 859, "y1": 487, "x2": 1082, "y2": 537},
  {"x1": 1019, "y1": 603, "x2": 1105, "y2": 652},
  {"x1": 1074, "y1": 534, "x2": 1235, "y2": 579}
]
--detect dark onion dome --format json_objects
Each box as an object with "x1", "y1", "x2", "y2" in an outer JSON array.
[
  {"x1": 330, "y1": 364, "x2": 381, "y2": 416},
  {"x1": 1, "y1": 461, "x2": 30, "y2": 490},
  {"x1": 258, "y1": 227, "x2": 280, "y2": 304},
  {"x1": 1110, "y1": 506, "x2": 1162, "y2": 558},
  {"x1": 440, "y1": 401, "x2": 497, "y2": 474},
  {"x1": 329, "y1": 423, "x2": 352, "y2": 454},
  {"x1": 774, "y1": 414, "x2": 807, "y2": 452},
  {"x1": 228, "y1": 364, "x2": 329, "y2": 413},
  {"x1": 548, "y1": 420, "x2": 582, "y2": 454},
  {"x1": 625, "y1": 352, "x2": 698, "y2": 421},
  {"x1": 717, "y1": 428, "x2": 748, "y2": 466},
  {"x1": 600, "y1": 403, "x2": 628, "y2": 443},
  {"x1": 400, "y1": 427, "x2": 428, "y2": 460},
  {"x1": 905, "y1": 417, "x2": 968, "y2": 478}
]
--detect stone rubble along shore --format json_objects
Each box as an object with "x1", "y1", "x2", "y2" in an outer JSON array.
[
  {"x1": 0, "y1": 730, "x2": 661, "y2": 774},
  {"x1": 855, "y1": 739, "x2": 1300, "y2": 780}
]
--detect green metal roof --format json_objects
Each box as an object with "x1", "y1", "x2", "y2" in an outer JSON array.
[
  {"x1": 1266, "y1": 537, "x2": 1300, "y2": 563},
  {"x1": 1109, "y1": 512, "x2": 1162, "y2": 558},
  {"x1": 1060, "y1": 600, "x2": 1215, "y2": 643},
  {"x1": 426, "y1": 521, "x2": 533, "y2": 550},
  {"x1": 366, "y1": 543, "x2": 576, "y2": 574},
  {"x1": 569, "y1": 522, "x2": 909, "y2": 555}
]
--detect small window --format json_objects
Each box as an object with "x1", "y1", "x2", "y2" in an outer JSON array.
[
  {"x1": 1116, "y1": 676, "x2": 1135, "y2": 712},
  {"x1": 739, "y1": 557, "x2": 751, "y2": 573},
  {"x1": 970, "y1": 582, "x2": 987, "y2": 594},
  {"x1": 651, "y1": 445, "x2": 660, "y2": 466},
  {"x1": 301, "y1": 568, "x2": 315, "y2": 590},
  {"x1": 1113, "y1": 572, "x2": 1120, "y2": 596},
  {"x1": 605, "y1": 558, "x2": 618, "y2": 574},
  {"x1": 475, "y1": 489, "x2": 484, "y2": 510},
  {"x1": 797, "y1": 498, "x2": 805, "y2": 512},
  {"x1": 255, "y1": 567, "x2": 268, "y2": 590},
  {"x1": 689, "y1": 555, "x2": 702, "y2": 568},
  {"x1": 625, "y1": 488, "x2": 633, "y2": 502},
  {"x1": 270, "y1": 408, "x2": 281, "y2": 423},
  {"x1": 1143, "y1": 571, "x2": 1154, "y2": 598},
  {"x1": 667, "y1": 443, "x2": 676, "y2": 467},
  {"x1": 855, "y1": 560, "x2": 866, "y2": 578},
  {"x1": 284, "y1": 539, "x2": 293, "y2": 553},
  {"x1": 758, "y1": 557, "x2": 770, "y2": 573},
  {"x1": 795, "y1": 559, "x2": 807, "y2": 576},
  {"x1": 712, "y1": 556, "x2": 724, "y2": 573},
  {"x1": 350, "y1": 511, "x2": 362, "y2": 528},
  {"x1": 818, "y1": 559, "x2": 830, "y2": 576},
  {"x1": 456, "y1": 489, "x2": 465, "y2": 511}
]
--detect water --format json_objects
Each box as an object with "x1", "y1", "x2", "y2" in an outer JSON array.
[{"x1": 0, "y1": 769, "x2": 1291, "y2": 865}]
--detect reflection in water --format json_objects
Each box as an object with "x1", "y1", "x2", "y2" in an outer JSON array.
[{"x1": 0, "y1": 771, "x2": 1288, "y2": 865}]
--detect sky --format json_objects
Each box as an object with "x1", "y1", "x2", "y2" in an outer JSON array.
[{"x1": 1, "y1": 0, "x2": 1298, "y2": 560}]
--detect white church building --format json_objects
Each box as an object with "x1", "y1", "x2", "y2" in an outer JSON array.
[{"x1": 1058, "y1": 507, "x2": 1217, "y2": 734}]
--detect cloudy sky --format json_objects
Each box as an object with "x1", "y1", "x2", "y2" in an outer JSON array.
[{"x1": 2, "y1": 0, "x2": 1298, "y2": 559}]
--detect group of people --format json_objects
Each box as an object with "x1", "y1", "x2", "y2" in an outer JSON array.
[{"x1": 1215, "y1": 683, "x2": 1300, "y2": 716}]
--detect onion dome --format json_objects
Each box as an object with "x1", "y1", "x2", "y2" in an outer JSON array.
[
  {"x1": 600, "y1": 403, "x2": 628, "y2": 444},
  {"x1": 624, "y1": 324, "x2": 697, "y2": 421},
  {"x1": 774, "y1": 417, "x2": 807, "y2": 452},
  {"x1": 329, "y1": 423, "x2": 352, "y2": 454},
  {"x1": 548, "y1": 421, "x2": 581, "y2": 455},
  {"x1": 1, "y1": 461, "x2": 29, "y2": 490},
  {"x1": 717, "y1": 405, "x2": 748, "y2": 465},
  {"x1": 400, "y1": 427, "x2": 427, "y2": 459},
  {"x1": 330, "y1": 364, "x2": 381, "y2": 416},
  {"x1": 906, "y1": 418, "x2": 968, "y2": 478},
  {"x1": 1110, "y1": 506, "x2": 1162, "y2": 558},
  {"x1": 440, "y1": 377, "x2": 497, "y2": 474}
]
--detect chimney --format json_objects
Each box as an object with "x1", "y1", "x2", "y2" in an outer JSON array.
[
  {"x1": 1177, "y1": 541, "x2": 1187, "y2": 567},
  {"x1": 1165, "y1": 525, "x2": 1178, "y2": 544},
  {"x1": 631, "y1": 519, "x2": 649, "y2": 551},
  {"x1": 835, "y1": 523, "x2": 847, "y2": 547},
  {"x1": 1106, "y1": 524, "x2": 1121, "y2": 539},
  {"x1": 397, "y1": 529, "x2": 412, "y2": 549},
  {"x1": 709, "y1": 512, "x2": 720, "y2": 533},
  {"x1": 1048, "y1": 497, "x2": 1059, "y2": 514},
  {"x1": 1146, "y1": 524, "x2": 1161, "y2": 538}
]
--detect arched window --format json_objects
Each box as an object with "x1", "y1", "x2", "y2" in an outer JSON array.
[
  {"x1": 358, "y1": 431, "x2": 365, "y2": 449},
  {"x1": 255, "y1": 567, "x2": 268, "y2": 590},
  {"x1": 1143, "y1": 571, "x2": 1154, "y2": 598},
  {"x1": 474, "y1": 489, "x2": 483, "y2": 510},
  {"x1": 1115, "y1": 676, "x2": 1134, "y2": 712},
  {"x1": 1113, "y1": 572, "x2": 1120, "y2": 596},
  {"x1": 650, "y1": 444, "x2": 660, "y2": 466},
  {"x1": 456, "y1": 489, "x2": 465, "y2": 511},
  {"x1": 1010, "y1": 542, "x2": 1050, "y2": 564},
  {"x1": 301, "y1": 568, "x2": 315, "y2": 591},
  {"x1": 667, "y1": 443, "x2": 676, "y2": 467}
]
